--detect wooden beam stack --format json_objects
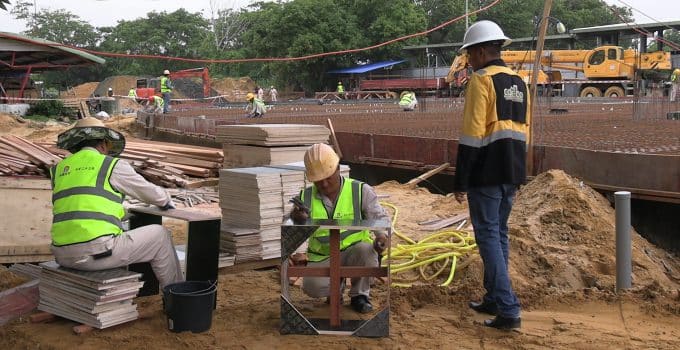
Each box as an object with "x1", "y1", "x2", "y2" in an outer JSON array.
[
  {"x1": 37, "y1": 261, "x2": 143, "y2": 329},
  {"x1": 216, "y1": 124, "x2": 330, "y2": 168},
  {"x1": 0, "y1": 136, "x2": 61, "y2": 176}
]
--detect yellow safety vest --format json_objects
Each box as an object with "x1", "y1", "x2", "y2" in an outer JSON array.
[
  {"x1": 337, "y1": 83, "x2": 344, "y2": 94},
  {"x1": 128, "y1": 89, "x2": 136, "y2": 97},
  {"x1": 301, "y1": 177, "x2": 372, "y2": 262},
  {"x1": 160, "y1": 76, "x2": 172, "y2": 93},
  {"x1": 50, "y1": 149, "x2": 125, "y2": 246}
]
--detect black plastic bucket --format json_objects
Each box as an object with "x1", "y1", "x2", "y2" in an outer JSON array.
[{"x1": 162, "y1": 280, "x2": 216, "y2": 333}]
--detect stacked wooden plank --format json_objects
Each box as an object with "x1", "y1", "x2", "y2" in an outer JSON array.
[
  {"x1": 0, "y1": 135, "x2": 61, "y2": 176},
  {"x1": 37, "y1": 261, "x2": 143, "y2": 329},
  {"x1": 29, "y1": 139, "x2": 223, "y2": 189},
  {"x1": 216, "y1": 124, "x2": 330, "y2": 168},
  {"x1": 219, "y1": 167, "x2": 307, "y2": 262}
]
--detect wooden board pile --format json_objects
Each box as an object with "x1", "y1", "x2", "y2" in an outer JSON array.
[
  {"x1": 216, "y1": 124, "x2": 330, "y2": 168},
  {"x1": 120, "y1": 141, "x2": 223, "y2": 188},
  {"x1": 219, "y1": 167, "x2": 306, "y2": 262},
  {"x1": 37, "y1": 261, "x2": 143, "y2": 329},
  {"x1": 0, "y1": 135, "x2": 61, "y2": 176}
]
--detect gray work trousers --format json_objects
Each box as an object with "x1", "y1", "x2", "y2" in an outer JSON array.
[
  {"x1": 51, "y1": 224, "x2": 183, "y2": 288},
  {"x1": 302, "y1": 242, "x2": 378, "y2": 299}
]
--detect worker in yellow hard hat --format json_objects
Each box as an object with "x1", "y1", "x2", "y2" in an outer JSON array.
[
  {"x1": 245, "y1": 92, "x2": 266, "y2": 118},
  {"x1": 51, "y1": 117, "x2": 181, "y2": 289},
  {"x1": 289, "y1": 143, "x2": 389, "y2": 313}
]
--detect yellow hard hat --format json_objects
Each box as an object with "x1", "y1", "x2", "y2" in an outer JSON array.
[
  {"x1": 246, "y1": 92, "x2": 255, "y2": 101},
  {"x1": 304, "y1": 143, "x2": 340, "y2": 182}
]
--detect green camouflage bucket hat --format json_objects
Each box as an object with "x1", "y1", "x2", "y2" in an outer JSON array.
[{"x1": 57, "y1": 117, "x2": 126, "y2": 156}]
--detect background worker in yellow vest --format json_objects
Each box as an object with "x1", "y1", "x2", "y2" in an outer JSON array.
[
  {"x1": 399, "y1": 90, "x2": 418, "y2": 111},
  {"x1": 50, "y1": 117, "x2": 182, "y2": 288},
  {"x1": 160, "y1": 69, "x2": 173, "y2": 113},
  {"x1": 336, "y1": 81, "x2": 345, "y2": 99},
  {"x1": 245, "y1": 92, "x2": 266, "y2": 118},
  {"x1": 148, "y1": 95, "x2": 164, "y2": 114},
  {"x1": 671, "y1": 68, "x2": 680, "y2": 102},
  {"x1": 127, "y1": 87, "x2": 138, "y2": 101},
  {"x1": 290, "y1": 143, "x2": 389, "y2": 313}
]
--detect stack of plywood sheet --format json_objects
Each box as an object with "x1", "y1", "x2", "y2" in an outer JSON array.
[
  {"x1": 37, "y1": 261, "x2": 143, "y2": 329},
  {"x1": 219, "y1": 166, "x2": 307, "y2": 262},
  {"x1": 216, "y1": 124, "x2": 330, "y2": 168}
]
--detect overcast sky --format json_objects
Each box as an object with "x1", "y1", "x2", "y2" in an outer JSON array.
[{"x1": 0, "y1": 0, "x2": 678, "y2": 34}]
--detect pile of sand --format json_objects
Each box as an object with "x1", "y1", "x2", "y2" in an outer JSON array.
[
  {"x1": 95, "y1": 76, "x2": 139, "y2": 98},
  {"x1": 211, "y1": 76, "x2": 257, "y2": 101},
  {"x1": 0, "y1": 266, "x2": 28, "y2": 293},
  {"x1": 63, "y1": 82, "x2": 98, "y2": 99},
  {"x1": 508, "y1": 169, "x2": 680, "y2": 306}
]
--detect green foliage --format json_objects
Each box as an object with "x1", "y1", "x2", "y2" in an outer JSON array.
[
  {"x1": 8, "y1": 0, "x2": 637, "y2": 94},
  {"x1": 26, "y1": 100, "x2": 69, "y2": 118}
]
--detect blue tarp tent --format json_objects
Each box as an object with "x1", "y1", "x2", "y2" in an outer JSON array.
[{"x1": 327, "y1": 60, "x2": 406, "y2": 74}]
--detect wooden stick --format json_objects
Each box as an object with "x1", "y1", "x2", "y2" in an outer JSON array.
[
  {"x1": 406, "y1": 162, "x2": 450, "y2": 188},
  {"x1": 326, "y1": 118, "x2": 343, "y2": 158},
  {"x1": 30, "y1": 311, "x2": 57, "y2": 323}
]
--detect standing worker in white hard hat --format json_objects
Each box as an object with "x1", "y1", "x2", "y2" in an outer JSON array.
[
  {"x1": 452, "y1": 20, "x2": 528, "y2": 330},
  {"x1": 160, "y1": 69, "x2": 173, "y2": 114},
  {"x1": 290, "y1": 143, "x2": 389, "y2": 313},
  {"x1": 50, "y1": 117, "x2": 182, "y2": 289}
]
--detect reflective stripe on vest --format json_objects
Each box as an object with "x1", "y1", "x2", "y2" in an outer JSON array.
[
  {"x1": 50, "y1": 149, "x2": 125, "y2": 246},
  {"x1": 160, "y1": 76, "x2": 172, "y2": 92},
  {"x1": 301, "y1": 178, "x2": 371, "y2": 262}
]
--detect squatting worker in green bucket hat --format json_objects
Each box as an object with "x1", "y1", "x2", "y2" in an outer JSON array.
[{"x1": 50, "y1": 117, "x2": 183, "y2": 288}]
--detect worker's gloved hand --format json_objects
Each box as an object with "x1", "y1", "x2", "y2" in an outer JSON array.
[
  {"x1": 290, "y1": 205, "x2": 309, "y2": 225},
  {"x1": 159, "y1": 201, "x2": 176, "y2": 211},
  {"x1": 373, "y1": 233, "x2": 388, "y2": 255}
]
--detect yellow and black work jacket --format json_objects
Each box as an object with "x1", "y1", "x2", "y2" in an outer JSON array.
[
  {"x1": 300, "y1": 177, "x2": 372, "y2": 262},
  {"x1": 453, "y1": 59, "x2": 530, "y2": 191},
  {"x1": 50, "y1": 149, "x2": 125, "y2": 246}
]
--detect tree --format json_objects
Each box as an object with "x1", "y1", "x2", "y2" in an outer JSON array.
[
  {"x1": 98, "y1": 9, "x2": 210, "y2": 76},
  {"x1": 10, "y1": 1, "x2": 99, "y2": 47}
]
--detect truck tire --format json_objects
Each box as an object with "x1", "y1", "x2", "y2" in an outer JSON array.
[
  {"x1": 579, "y1": 86, "x2": 601, "y2": 97},
  {"x1": 604, "y1": 86, "x2": 625, "y2": 97}
]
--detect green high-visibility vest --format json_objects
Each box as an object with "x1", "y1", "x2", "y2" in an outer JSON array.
[
  {"x1": 400, "y1": 93, "x2": 413, "y2": 105},
  {"x1": 128, "y1": 89, "x2": 136, "y2": 97},
  {"x1": 301, "y1": 177, "x2": 372, "y2": 262},
  {"x1": 50, "y1": 149, "x2": 125, "y2": 246},
  {"x1": 160, "y1": 76, "x2": 172, "y2": 93},
  {"x1": 337, "y1": 83, "x2": 344, "y2": 94},
  {"x1": 152, "y1": 95, "x2": 164, "y2": 108}
]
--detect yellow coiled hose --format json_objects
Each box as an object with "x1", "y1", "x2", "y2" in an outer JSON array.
[{"x1": 380, "y1": 202, "x2": 477, "y2": 287}]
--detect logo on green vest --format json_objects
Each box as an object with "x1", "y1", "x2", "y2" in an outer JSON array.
[{"x1": 60, "y1": 166, "x2": 70, "y2": 176}]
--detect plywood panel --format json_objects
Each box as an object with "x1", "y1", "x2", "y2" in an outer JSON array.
[{"x1": 0, "y1": 178, "x2": 52, "y2": 256}]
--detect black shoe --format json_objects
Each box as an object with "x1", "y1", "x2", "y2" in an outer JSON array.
[
  {"x1": 350, "y1": 295, "x2": 373, "y2": 313},
  {"x1": 469, "y1": 300, "x2": 498, "y2": 316},
  {"x1": 484, "y1": 315, "x2": 521, "y2": 330}
]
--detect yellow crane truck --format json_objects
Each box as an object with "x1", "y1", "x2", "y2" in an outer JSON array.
[{"x1": 447, "y1": 45, "x2": 671, "y2": 97}]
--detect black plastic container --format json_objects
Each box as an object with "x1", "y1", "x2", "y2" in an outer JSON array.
[{"x1": 162, "y1": 280, "x2": 216, "y2": 333}]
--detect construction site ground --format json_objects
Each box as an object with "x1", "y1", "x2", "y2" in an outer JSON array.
[{"x1": 0, "y1": 94, "x2": 679, "y2": 348}]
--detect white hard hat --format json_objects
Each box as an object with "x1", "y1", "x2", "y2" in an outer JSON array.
[
  {"x1": 459, "y1": 20, "x2": 511, "y2": 53},
  {"x1": 304, "y1": 143, "x2": 339, "y2": 182},
  {"x1": 163, "y1": 69, "x2": 170, "y2": 75}
]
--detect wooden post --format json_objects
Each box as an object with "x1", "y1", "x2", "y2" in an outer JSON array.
[
  {"x1": 406, "y1": 162, "x2": 450, "y2": 188},
  {"x1": 326, "y1": 119, "x2": 343, "y2": 159},
  {"x1": 329, "y1": 228, "x2": 341, "y2": 328},
  {"x1": 528, "y1": 0, "x2": 553, "y2": 177}
]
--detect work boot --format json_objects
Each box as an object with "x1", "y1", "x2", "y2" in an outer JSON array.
[
  {"x1": 484, "y1": 315, "x2": 521, "y2": 330},
  {"x1": 469, "y1": 300, "x2": 498, "y2": 316},
  {"x1": 350, "y1": 295, "x2": 373, "y2": 313}
]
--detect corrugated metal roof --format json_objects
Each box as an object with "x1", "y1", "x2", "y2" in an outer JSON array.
[
  {"x1": 327, "y1": 60, "x2": 407, "y2": 74},
  {"x1": 0, "y1": 31, "x2": 105, "y2": 71}
]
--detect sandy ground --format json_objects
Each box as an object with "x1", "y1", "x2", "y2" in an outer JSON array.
[
  {"x1": 0, "y1": 111, "x2": 678, "y2": 347},
  {"x1": 1, "y1": 169, "x2": 679, "y2": 349}
]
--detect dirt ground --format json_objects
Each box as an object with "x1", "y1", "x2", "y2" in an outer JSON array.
[
  {"x1": 1, "y1": 169, "x2": 679, "y2": 349},
  {"x1": 0, "y1": 113, "x2": 140, "y2": 143}
]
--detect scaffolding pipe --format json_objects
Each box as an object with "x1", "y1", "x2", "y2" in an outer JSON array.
[{"x1": 615, "y1": 191, "x2": 632, "y2": 291}]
